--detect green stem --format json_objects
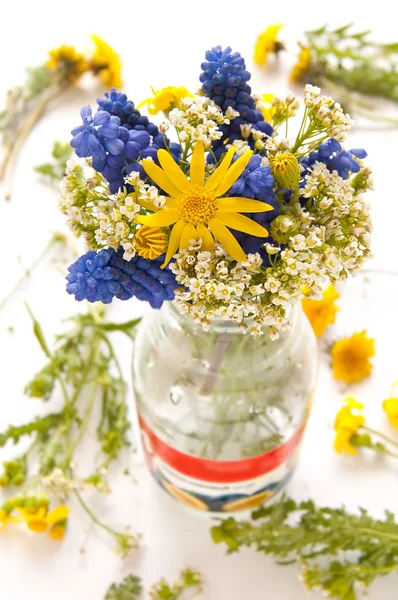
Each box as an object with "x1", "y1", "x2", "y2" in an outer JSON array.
[
  {"x1": 363, "y1": 426, "x2": 398, "y2": 450},
  {"x1": 74, "y1": 489, "x2": 121, "y2": 537},
  {"x1": 61, "y1": 381, "x2": 97, "y2": 470}
]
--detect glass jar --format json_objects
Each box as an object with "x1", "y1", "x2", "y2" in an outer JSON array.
[{"x1": 132, "y1": 301, "x2": 318, "y2": 514}]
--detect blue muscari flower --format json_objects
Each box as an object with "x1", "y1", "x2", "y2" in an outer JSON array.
[
  {"x1": 200, "y1": 46, "x2": 273, "y2": 160},
  {"x1": 70, "y1": 106, "x2": 124, "y2": 171},
  {"x1": 226, "y1": 155, "x2": 280, "y2": 266},
  {"x1": 300, "y1": 138, "x2": 367, "y2": 181},
  {"x1": 66, "y1": 248, "x2": 178, "y2": 309}
]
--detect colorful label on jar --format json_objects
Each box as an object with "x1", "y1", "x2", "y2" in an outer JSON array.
[{"x1": 139, "y1": 415, "x2": 305, "y2": 513}]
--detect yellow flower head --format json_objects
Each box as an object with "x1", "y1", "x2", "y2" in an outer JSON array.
[
  {"x1": 46, "y1": 45, "x2": 89, "y2": 82},
  {"x1": 134, "y1": 226, "x2": 168, "y2": 260},
  {"x1": 302, "y1": 285, "x2": 340, "y2": 338},
  {"x1": 253, "y1": 24, "x2": 284, "y2": 66},
  {"x1": 290, "y1": 47, "x2": 312, "y2": 84},
  {"x1": 17, "y1": 504, "x2": 70, "y2": 539},
  {"x1": 137, "y1": 142, "x2": 273, "y2": 267},
  {"x1": 269, "y1": 153, "x2": 300, "y2": 190},
  {"x1": 334, "y1": 397, "x2": 365, "y2": 454},
  {"x1": 383, "y1": 380, "x2": 398, "y2": 428},
  {"x1": 331, "y1": 330, "x2": 375, "y2": 384},
  {"x1": 259, "y1": 94, "x2": 275, "y2": 123},
  {"x1": 90, "y1": 35, "x2": 122, "y2": 88},
  {"x1": 138, "y1": 86, "x2": 192, "y2": 116},
  {"x1": 0, "y1": 508, "x2": 20, "y2": 530}
]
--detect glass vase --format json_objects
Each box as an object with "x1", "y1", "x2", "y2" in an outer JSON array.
[{"x1": 132, "y1": 301, "x2": 318, "y2": 514}]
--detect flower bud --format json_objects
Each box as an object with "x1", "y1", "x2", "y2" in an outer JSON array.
[
  {"x1": 269, "y1": 152, "x2": 300, "y2": 190},
  {"x1": 270, "y1": 215, "x2": 299, "y2": 244}
]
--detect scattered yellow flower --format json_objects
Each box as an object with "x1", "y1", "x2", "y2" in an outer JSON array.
[
  {"x1": 17, "y1": 504, "x2": 70, "y2": 539},
  {"x1": 46, "y1": 45, "x2": 89, "y2": 82},
  {"x1": 334, "y1": 397, "x2": 365, "y2": 454},
  {"x1": 302, "y1": 285, "x2": 340, "y2": 338},
  {"x1": 0, "y1": 508, "x2": 20, "y2": 530},
  {"x1": 331, "y1": 330, "x2": 375, "y2": 384},
  {"x1": 383, "y1": 380, "x2": 398, "y2": 428},
  {"x1": 137, "y1": 142, "x2": 273, "y2": 266},
  {"x1": 259, "y1": 93, "x2": 275, "y2": 123},
  {"x1": 134, "y1": 226, "x2": 168, "y2": 260},
  {"x1": 253, "y1": 24, "x2": 284, "y2": 66},
  {"x1": 290, "y1": 47, "x2": 312, "y2": 83},
  {"x1": 90, "y1": 35, "x2": 122, "y2": 89},
  {"x1": 138, "y1": 86, "x2": 192, "y2": 116}
]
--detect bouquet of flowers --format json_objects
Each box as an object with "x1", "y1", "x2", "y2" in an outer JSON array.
[{"x1": 61, "y1": 45, "x2": 372, "y2": 338}]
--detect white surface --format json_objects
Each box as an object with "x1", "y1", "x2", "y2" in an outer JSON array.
[{"x1": 1, "y1": 1, "x2": 398, "y2": 598}]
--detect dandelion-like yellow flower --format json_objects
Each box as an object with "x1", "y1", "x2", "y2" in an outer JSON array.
[
  {"x1": 253, "y1": 24, "x2": 284, "y2": 66},
  {"x1": 90, "y1": 35, "x2": 122, "y2": 88},
  {"x1": 383, "y1": 380, "x2": 398, "y2": 428},
  {"x1": 138, "y1": 86, "x2": 192, "y2": 116},
  {"x1": 0, "y1": 508, "x2": 20, "y2": 531},
  {"x1": 331, "y1": 331, "x2": 375, "y2": 384},
  {"x1": 46, "y1": 45, "x2": 89, "y2": 82},
  {"x1": 17, "y1": 504, "x2": 70, "y2": 539},
  {"x1": 302, "y1": 285, "x2": 340, "y2": 338},
  {"x1": 134, "y1": 226, "x2": 167, "y2": 260},
  {"x1": 259, "y1": 94, "x2": 275, "y2": 123},
  {"x1": 137, "y1": 142, "x2": 273, "y2": 266},
  {"x1": 269, "y1": 153, "x2": 300, "y2": 190},
  {"x1": 290, "y1": 47, "x2": 312, "y2": 84},
  {"x1": 334, "y1": 397, "x2": 365, "y2": 454}
]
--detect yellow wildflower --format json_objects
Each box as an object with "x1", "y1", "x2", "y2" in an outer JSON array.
[
  {"x1": 17, "y1": 504, "x2": 70, "y2": 539},
  {"x1": 383, "y1": 380, "x2": 398, "y2": 428},
  {"x1": 302, "y1": 285, "x2": 340, "y2": 338},
  {"x1": 138, "y1": 86, "x2": 192, "y2": 116},
  {"x1": 90, "y1": 35, "x2": 122, "y2": 88},
  {"x1": 137, "y1": 142, "x2": 273, "y2": 266},
  {"x1": 259, "y1": 94, "x2": 275, "y2": 123},
  {"x1": 46, "y1": 45, "x2": 89, "y2": 82},
  {"x1": 290, "y1": 47, "x2": 312, "y2": 83},
  {"x1": 269, "y1": 153, "x2": 300, "y2": 190},
  {"x1": 334, "y1": 397, "x2": 365, "y2": 454},
  {"x1": 0, "y1": 508, "x2": 20, "y2": 530},
  {"x1": 331, "y1": 330, "x2": 375, "y2": 384},
  {"x1": 253, "y1": 24, "x2": 284, "y2": 66},
  {"x1": 134, "y1": 226, "x2": 168, "y2": 260}
]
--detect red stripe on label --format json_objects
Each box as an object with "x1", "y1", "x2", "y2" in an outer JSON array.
[{"x1": 139, "y1": 415, "x2": 305, "y2": 483}]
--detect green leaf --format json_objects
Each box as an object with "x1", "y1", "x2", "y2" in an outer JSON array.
[
  {"x1": 0, "y1": 412, "x2": 65, "y2": 447},
  {"x1": 104, "y1": 575, "x2": 142, "y2": 600},
  {"x1": 25, "y1": 303, "x2": 52, "y2": 358},
  {"x1": 98, "y1": 318, "x2": 142, "y2": 333}
]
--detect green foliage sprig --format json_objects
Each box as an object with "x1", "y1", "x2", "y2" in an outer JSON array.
[
  {"x1": 105, "y1": 569, "x2": 203, "y2": 600},
  {"x1": 211, "y1": 495, "x2": 398, "y2": 600},
  {"x1": 34, "y1": 141, "x2": 72, "y2": 184},
  {"x1": 0, "y1": 304, "x2": 141, "y2": 555}
]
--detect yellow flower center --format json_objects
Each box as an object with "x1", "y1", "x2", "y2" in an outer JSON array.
[
  {"x1": 177, "y1": 185, "x2": 217, "y2": 226},
  {"x1": 134, "y1": 226, "x2": 167, "y2": 260}
]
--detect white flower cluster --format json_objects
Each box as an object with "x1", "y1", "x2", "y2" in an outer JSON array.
[
  {"x1": 168, "y1": 96, "x2": 238, "y2": 147},
  {"x1": 304, "y1": 84, "x2": 352, "y2": 141}
]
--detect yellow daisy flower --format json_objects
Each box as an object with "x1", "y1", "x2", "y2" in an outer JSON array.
[
  {"x1": 253, "y1": 24, "x2": 284, "y2": 67},
  {"x1": 302, "y1": 285, "x2": 340, "y2": 338},
  {"x1": 0, "y1": 508, "x2": 20, "y2": 530},
  {"x1": 46, "y1": 45, "x2": 89, "y2": 82},
  {"x1": 90, "y1": 35, "x2": 122, "y2": 88},
  {"x1": 334, "y1": 397, "x2": 365, "y2": 454},
  {"x1": 17, "y1": 504, "x2": 70, "y2": 539},
  {"x1": 137, "y1": 142, "x2": 273, "y2": 267},
  {"x1": 290, "y1": 47, "x2": 312, "y2": 84},
  {"x1": 383, "y1": 380, "x2": 398, "y2": 428},
  {"x1": 138, "y1": 86, "x2": 192, "y2": 116},
  {"x1": 331, "y1": 330, "x2": 375, "y2": 384}
]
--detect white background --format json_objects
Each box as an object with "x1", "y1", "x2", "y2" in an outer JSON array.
[{"x1": 0, "y1": 1, "x2": 398, "y2": 598}]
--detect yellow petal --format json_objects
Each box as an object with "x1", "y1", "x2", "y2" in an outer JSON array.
[
  {"x1": 190, "y1": 141, "x2": 205, "y2": 186},
  {"x1": 158, "y1": 149, "x2": 190, "y2": 193},
  {"x1": 214, "y1": 150, "x2": 253, "y2": 197},
  {"x1": 215, "y1": 212, "x2": 269, "y2": 237},
  {"x1": 205, "y1": 146, "x2": 236, "y2": 191},
  {"x1": 45, "y1": 505, "x2": 70, "y2": 525},
  {"x1": 208, "y1": 219, "x2": 246, "y2": 263},
  {"x1": 162, "y1": 220, "x2": 186, "y2": 267},
  {"x1": 27, "y1": 520, "x2": 48, "y2": 533},
  {"x1": 49, "y1": 524, "x2": 66, "y2": 541},
  {"x1": 216, "y1": 197, "x2": 274, "y2": 213},
  {"x1": 165, "y1": 197, "x2": 178, "y2": 208},
  {"x1": 142, "y1": 160, "x2": 182, "y2": 198},
  {"x1": 180, "y1": 223, "x2": 198, "y2": 249},
  {"x1": 196, "y1": 223, "x2": 215, "y2": 252},
  {"x1": 137, "y1": 209, "x2": 180, "y2": 227}
]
